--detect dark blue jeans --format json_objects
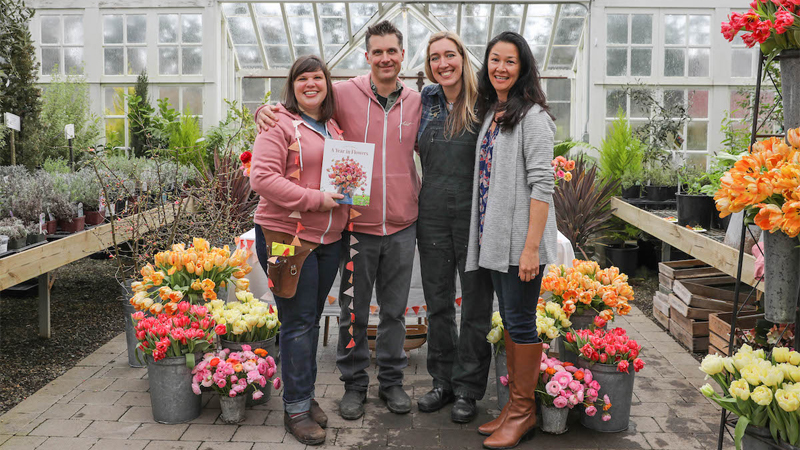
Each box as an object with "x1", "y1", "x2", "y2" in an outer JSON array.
[
  {"x1": 255, "y1": 226, "x2": 342, "y2": 414},
  {"x1": 490, "y1": 265, "x2": 546, "y2": 344}
]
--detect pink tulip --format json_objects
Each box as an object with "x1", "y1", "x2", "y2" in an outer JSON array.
[{"x1": 273, "y1": 378, "x2": 282, "y2": 390}]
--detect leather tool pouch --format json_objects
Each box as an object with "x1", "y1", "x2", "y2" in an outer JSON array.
[{"x1": 261, "y1": 227, "x2": 318, "y2": 298}]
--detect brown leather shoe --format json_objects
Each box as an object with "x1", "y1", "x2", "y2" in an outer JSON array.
[
  {"x1": 478, "y1": 329, "x2": 514, "y2": 436},
  {"x1": 482, "y1": 341, "x2": 543, "y2": 449},
  {"x1": 310, "y1": 399, "x2": 328, "y2": 428},
  {"x1": 284, "y1": 412, "x2": 326, "y2": 445}
]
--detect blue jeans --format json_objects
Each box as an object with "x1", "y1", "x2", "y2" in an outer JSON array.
[
  {"x1": 255, "y1": 226, "x2": 342, "y2": 414},
  {"x1": 490, "y1": 265, "x2": 546, "y2": 344}
]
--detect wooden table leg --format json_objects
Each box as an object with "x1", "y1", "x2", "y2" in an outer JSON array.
[
  {"x1": 39, "y1": 273, "x2": 51, "y2": 338},
  {"x1": 323, "y1": 316, "x2": 330, "y2": 347},
  {"x1": 661, "y1": 242, "x2": 672, "y2": 262}
]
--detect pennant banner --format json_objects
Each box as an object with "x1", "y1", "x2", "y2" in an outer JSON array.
[
  {"x1": 350, "y1": 312, "x2": 355, "y2": 322},
  {"x1": 345, "y1": 261, "x2": 354, "y2": 271},
  {"x1": 289, "y1": 169, "x2": 301, "y2": 179},
  {"x1": 296, "y1": 222, "x2": 306, "y2": 234},
  {"x1": 346, "y1": 338, "x2": 355, "y2": 349},
  {"x1": 343, "y1": 286, "x2": 354, "y2": 297},
  {"x1": 412, "y1": 306, "x2": 420, "y2": 315},
  {"x1": 291, "y1": 236, "x2": 301, "y2": 247},
  {"x1": 349, "y1": 325, "x2": 353, "y2": 335},
  {"x1": 295, "y1": 155, "x2": 300, "y2": 166},
  {"x1": 288, "y1": 141, "x2": 300, "y2": 152},
  {"x1": 289, "y1": 210, "x2": 302, "y2": 219},
  {"x1": 350, "y1": 248, "x2": 358, "y2": 258},
  {"x1": 292, "y1": 120, "x2": 304, "y2": 127},
  {"x1": 348, "y1": 274, "x2": 353, "y2": 284},
  {"x1": 370, "y1": 305, "x2": 378, "y2": 314},
  {"x1": 350, "y1": 235, "x2": 359, "y2": 245},
  {"x1": 350, "y1": 209, "x2": 362, "y2": 219},
  {"x1": 268, "y1": 279, "x2": 274, "y2": 288},
  {"x1": 455, "y1": 297, "x2": 462, "y2": 307},
  {"x1": 267, "y1": 256, "x2": 278, "y2": 264},
  {"x1": 327, "y1": 295, "x2": 336, "y2": 305}
]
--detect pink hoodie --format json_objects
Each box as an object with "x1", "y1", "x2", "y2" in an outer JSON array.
[
  {"x1": 250, "y1": 104, "x2": 348, "y2": 245},
  {"x1": 331, "y1": 75, "x2": 422, "y2": 236}
]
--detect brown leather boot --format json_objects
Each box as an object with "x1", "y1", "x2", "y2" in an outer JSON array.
[
  {"x1": 284, "y1": 411, "x2": 326, "y2": 445},
  {"x1": 482, "y1": 341, "x2": 543, "y2": 450},
  {"x1": 310, "y1": 399, "x2": 328, "y2": 428},
  {"x1": 478, "y1": 329, "x2": 514, "y2": 436}
]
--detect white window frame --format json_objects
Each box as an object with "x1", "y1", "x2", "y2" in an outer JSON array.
[
  {"x1": 156, "y1": 12, "x2": 204, "y2": 76},
  {"x1": 604, "y1": 12, "x2": 654, "y2": 78},
  {"x1": 38, "y1": 14, "x2": 85, "y2": 76},
  {"x1": 662, "y1": 13, "x2": 712, "y2": 79},
  {"x1": 102, "y1": 13, "x2": 149, "y2": 76}
]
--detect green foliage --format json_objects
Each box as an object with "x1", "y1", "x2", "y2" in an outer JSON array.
[
  {"x1": 0, "y1": 0, "x2": 42, "y2": 168},
  {"x1": 0, "y1": 217, "x2": 27, "y2": 240},
  {"x1": 644, "y1": 165, "x2": 679, "y2": 187},
  {"x1": 553, "y1": 139, "x2": 578, "y2": 159},
  {"x1": 129, "y1": 71, "x2": 151, "y2": 158},
  {"x1": 204, "y1": 98, "x2": 261, "y2": 158},
  {"x1": 623, "y1": 86, "x2": 691, "y2": 167},
  {"x1": 605, "y1": 218, "x2": 642, "y2": 244},
  {"x1": 43, "y1": 157, "x2": 70, "y2": 174},
  {"x1": 678, "y1": 166, "x2": 711, "y2": 196},
  {"x1": 598, "y1": 108, "x2": 645, "y2": 191},
  {"x1": 169, "y1": 113, "x2": 204, "y2": 170},
  {"x1": 36, "y1": 72, "x2": 102, "y2": 163},
  {"x1": 620, "y1": 171, "x2": 644, "y2": 190}
]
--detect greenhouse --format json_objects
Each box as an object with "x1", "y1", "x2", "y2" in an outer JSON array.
[{"x1": 0, "y1": 0, "x2": 796, "y2": 449}]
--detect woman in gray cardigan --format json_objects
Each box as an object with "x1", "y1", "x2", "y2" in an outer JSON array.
[{"x1": 466, "y1": 31, "x2": 557, "y2": 450}]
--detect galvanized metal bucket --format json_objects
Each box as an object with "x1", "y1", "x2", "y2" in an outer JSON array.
[
  {"x1": 220, "y1": 337, "x2": 276, "y2": 406},
  {"x1": 743, "y1": 425, "x2": 776, "y2": 450},
  {"x1": 147, "y1": 354, "x2": 202, "y2": 424},
  {"x1": 577, "y1": 359, "x2": 635, "y2": 432},
  {"x1": 219, "y1": 394, "x2": 247, "y2": 424},
  {"x1": 763, "y1": 232, "x2": 800, "y2": 324},
  {"x1": 560, "y1": 310, "x2": 603, "y2": 365},
  {"x1": 122, "y1": 299, "x2": 146, "y2": 368},
  {"x1": 494, "y1": 345, "x2": 509, "y2": 410},
  {"x1": 540, "y1": 405, "x2": 569, "y2": 434}
]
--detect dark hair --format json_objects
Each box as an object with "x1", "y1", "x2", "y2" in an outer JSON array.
[
  {"x1": 476, "y1": 31, "x2": 553, "y2": 131},
  {"x1": 365, "y1": 20, "x2": 403, "y2": 51},
  {"x1": 283, "y1": 55, "x2": 335, "y2": 122}
]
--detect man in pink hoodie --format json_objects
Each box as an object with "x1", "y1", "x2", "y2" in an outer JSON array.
[{"x1": 256, "y1": 21, "x2": 422, "y2": 420}]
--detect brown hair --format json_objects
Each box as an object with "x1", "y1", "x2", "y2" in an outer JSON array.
[
  {"x1": 424, "y1": 31, "x2": 478, "y2": 138},
  {"x1": 365, "y1": 20, "x2": 403, "y2": 51},
  {"x1": 282, "y1": 55, "x2": 335, "y2": 122}
]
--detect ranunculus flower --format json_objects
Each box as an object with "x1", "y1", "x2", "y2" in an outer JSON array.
[
  {"x1": 273, "y1": 378, "x2": 282, "y2": 389},
  {"x1": 585, "y1": 406, "x2": 597, "y2": 416},
  {"x1": 553, "y1": 396, "x2": 568, "y2": 409},
  {"x1": 546, "y1": 380, "x2": 561, "y2": 396}
]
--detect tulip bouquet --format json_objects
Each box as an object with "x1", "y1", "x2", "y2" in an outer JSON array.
[
  {"x1": 327, "y1": 157, "x2": 367, "y2": 196},
  {"x1": 699, "y1": 345, "x2": 800, "y2": 449},
  {"x1": 540, "y1": 260, "x2": 634, "y2": 322},
  {"x1": 486, "y1": 311, "x2": 505, "y2": 353},
  {"x1": 208, "y1": 291, "x2": 281, "y2": 342},
  {"x1": 191, "y1": 345, "x2": 281, "y2": 399},
  {"x1": 129, "y1": 238, "x2": 253, "y2": 313},
  {"x1": 537, "y1": 353, "x2": 612, "y2": 419},
  {"x1": 536, "y1": 299, "x2": 572, "y2": 343},
  {"x1": 131, "y1": 301, "x2": 218, "y2": 365},
  {"x1": 552, "y1": 156, "x2": 575, "y2": 185},
  {"x1": 714, "y1": 132, "x2": 800, "y2": 240},
  {"x1": 721, "y1": 1, "x2": 800, "y2": 59},
  {"x1": 564, "y1": 327, "x2": 645, "y2": 374}
]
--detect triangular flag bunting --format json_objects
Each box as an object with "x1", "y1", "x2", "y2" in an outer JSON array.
[
  {"x1": 291, "y1": 235, "x2": 301, "y2": 247},
  {"x1": 267, "y1": 256, "x2": 278, "y2": 264},
  {"x1": 288, "y1": 141, "x2": 300, "y2": 152},
  {"x1": 412, "y1": 306, "x2": 420, "y2": 315},
  {"x1": 295, "y1": 129, "x2": 302, "y2": 139},
  {"x1": 282, "y1": 248, "x2": 291, "y2": 256},
  {"x1": 423, "y1": 305, "x2": 428, "y2": 311},
  {"x1": 343, "y1": 286, "x2": 354, "y2": 297},
  {"x1": 327, "y1": 295, "x2": 336, "y2": 305},
  {"x1": 268, "y1": 304, "x2": 275, "y2": 314},
  {"x1": 289, "y1": 169, "x2": 301, "y2": 179},
  {"x1": 350, "y1": 248, "x2": 358, "y2": 258},
  {"x1": 296, "y1": 222, "x2": 306, "y2": 234},
  {"x1": 292, "y1": 120, "x2": 303, "y2": 127},
  {"x1": 268, "y1": 279, "x2": 274, "y2": 288},
  {"x1": 350, "y1": 209, "x2": 362, "y2": 219},
  {"x1": 295, "y1": 155, "x2": 300, "y2": 166},
  {"x1": 346, "y1": 338, "x2": 355, "y2": 349},
  {"x1": 345, "y1": 261, "x2": 354, "y2": 271},
  {"x1": 350, "y1": 312, "x2": 355, "y2": 322},
  {"x1": 350, "y1": 235, "x2": 359, "y2": 245},
  {"x1": 348, "y1": 274, "x2": 353, "y2": 284},
  {"x1": 370, "y1": 305, "x2": 378, "y2": 314},
  {"x1": 405, "y1": 307, "x2": 409, "y2": 315},
  {"x1": 349, "y1": 325, "x2": 353, "y2": 335},
  {"x1": 289, "y1": 210, "x2": 302, "y2": 219},
  {"x1": 455, "y1": 297, "x2": 462, "y2": 306},
  {"x1": 348, "y1": 223, "x2": 354, "y2": 231}
]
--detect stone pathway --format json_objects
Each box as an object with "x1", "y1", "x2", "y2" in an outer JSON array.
[{"x1": 0, "y1": 306, "x2": 734, "y2": 449}]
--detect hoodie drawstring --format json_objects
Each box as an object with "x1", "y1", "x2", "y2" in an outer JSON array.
[
  {"x1": 398, "y1": 99, "x2": 403, "y2": 143},
  {"x1": 364, "y1": 99, "x2": 371, "y2": 143}
]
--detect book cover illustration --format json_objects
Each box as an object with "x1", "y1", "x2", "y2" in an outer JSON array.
[{"x1": 320, "y1": 139, "x2": 375, "y2": 206}]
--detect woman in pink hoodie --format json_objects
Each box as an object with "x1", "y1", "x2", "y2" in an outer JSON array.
[{"x1": 249, "y1": 55, "x2": 347, "y2": 446}]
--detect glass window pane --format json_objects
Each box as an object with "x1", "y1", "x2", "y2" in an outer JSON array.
[
  {"x1": 105, "y1": 118, "x2": 126, "y2": 147},
  {"x1": 64, "y1": 47, "x2": 83, "y2": 74},
  {"x1": 524, "y1": 17, "x2": 553, "y2": 45},
  {"x1": 159, "y1": 15, "x2": 178, "y2": 43},
  {"x1": 494, "y1": 17, "x2": 521, "y2": 34},
  {"x1": 527, "y1": 4, "x2": 556, "y2": 16},
  {"x1": 606, "y1": 89, "x2": 626, "y2": 117},
  {"x1": 688, "y1": 90, "x2": 709, "y2": 118},
  {"x1": 631, "y1": 48, "x2": 652, "y2": 76},
  {"x1": 607, "y1": 14, "x2": 628, "y2": 44},
  {"x1": 664, "y1": 15, "x2": 685, "y2": 45},
  {"x1": 687, "y1": 122, "x2": 708, "y2": 150},
  {"x1": 289, "y1": 17, "x2": 317, "y2": 45},
  {"x1": 127, "y1": 15, "x2": 147, "y2": 44},
  {"x1": 550, "y1": 103, "x2": 571, "y2": 141},
  {"x1": 127, "y1": 48, "x2": 147, "y2": 75},
  {"x1": 242, "y1": 78, "x2": 266, "y2": 102},
  {"x1": 688, "y1": 15, "x2": 710, "y2": 46},
  {"x1": 497, "y1": 4, "x2": 523, "y2": 16},
  {"x1": 182, "y1": 47, "x2": 203, "y2": 74},
  {"x1": 264, "y1": 46, "x2": 291, "y2": 68},
  {"x1": 159, "y1": 47, "x2": 179, "y2": 75},
  {"x1": 631, "y1": 91, "x2": 650, "y2": 118},
  {"x1": 463, "y1": 4, "x2": 490, "y2": 16},
  {"x1": 41, "y1": 48, "x2": 60, "y2": 75},
  {"x1": 104, "y1": 87, "x2": 126, "y2": 115},
  {"x1": 269, "y1": 78, "x2": 287, "y2": 103},
  {"x1": 468, "y1": 45, "x2": 487, "y2": 61},
  {"x1": 104, "y1": 48, "x2": 124, "y2": 75},
  {"x1": 104, "y1": 15, "x2": 123, "y2": 44},
  {"x1": 548, "y1": 46, "x2": 577, "y2": 68},
  {"x1": 339, "y1": 47, "x2": 369, "y2": 70},
  {"x1": 664, "y1": 48, "x2": 685, "y2": 76},
  {"x1": 322, "y1": 18, "x2": 347, "y2": 45},
  {"x1": 462, "y1": 17, "x2": 488, "y2": 45},
  {"x1": 319, "y1": 3, "x2": 346, "y2": 16},
  {"x1": 606, "y1": 48, "x2": 627, "y2": 76},
  {"x1": 254, "y1": 3, "x2": 281, "y2": 16},
  {"x1": 41, "y1": 17, "x2": 61, "y2": 44},
  {"x1": 287, "y1": 3, "x2": 313, "y2": 16},
  {"x1": 531, "y1": 46, "x2": 547, "y2": 64},
  {"x1": 684, "y1": 151, "x2": 707, "y2": 169},
  {"x1": 554, "y1": 18, "x2": 584, "y2": 45},
  {"x1": 351, "y1": 16, "x2": 370, "y2": 33},
  {"x1": 546, "y1": 79, "x2": 570, "y2": 102},
  {"x1": 224, "y1": 3, "x2": 249, "y2": 16},
  {"x1": 732, "y1": 49, "x2": 754, "y2": 77},
  {"x1": 562, "y1": 4, "x2": 587, "y2": 17},
  {"x1": 259, "y1": 17, "x2": 288, "y2": 45},
  {"x1": 238, "y1": 45, "x2": 263, "y2": 68},
  {"x1": 631, "y1": 15, "x2": 652, "y2": 44},
  {"x1": 294, "y1": 46, "x2": 318, "y2": 58},
  {"x1": 183, "y1": 87, "x2": 203, "y2": 115},
  {"x1": 664, "y1": 90, "x2": 685, "y2": 113},
  {"x1": 688, "y1": 48, "x2": 710, "y2": 77},
  {"x1": 324, "y1": 45, "x2": 344, "y2": 60},
  {"x1": 229, "y1": 17, "x2": 258, "y2": 44},
  {"x1": 64, "y1": 16, "x2": 83, "y2": 45},
  {"x1": 159, "y1": 86, "x2": 179, "y2": 109},
  {"x1": 408, "y1": 16, "x2": 428, "y2": 49},
  {"x1": 182, "y1": 14, "x2": 203, "y2": 44}
]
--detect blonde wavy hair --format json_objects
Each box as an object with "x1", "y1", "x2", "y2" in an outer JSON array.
[{"x1": 424, "y1": 31, "x2": 478, "y2": 138}]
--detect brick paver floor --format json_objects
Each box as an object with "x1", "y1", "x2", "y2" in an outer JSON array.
[{"x1": 0, "y1": 305, "x2": 735, "y2": 449}]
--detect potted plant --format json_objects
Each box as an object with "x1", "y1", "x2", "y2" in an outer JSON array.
[
  {"x1": 536, "y1": 353, "x2": 612, "y2": 434},
  {"x1": 620, "y1": 171, "x2": 643, "y2": 199},
  {"x1": 0, "y1": 218, "x2": 27, "y2": 250},
  {"x1": 599, "y1": 109, "x2": 645, "y2": 197},
  {"x1": 644, "y1": 166, "x2": 679, "y2": 203},
  {"x1": 76, "y1": 169, "x2": 104, "y2": 225},
  {"x1": 486, "y1": 311, "x2": 509, "y2": 409},
  {"x1": 564, "y1": 327, "x2": 645, "y2": 432},
  {"x1": 191, "y1": 345, "x2": 280, "y2": 423},
  {"x1": 50, "y1": 175, "x2": 85, "y2": 233},
  {"x1": 25, "y1": 222, "x2": 46, "y2": 245},
  {"x1": 677, "y1": 170, "x2": 715, "y2": 229},
  {"x1": 131, "y1": 303, "x2": 217, "y2": 424},
  {"x1": 604, "y1": 221, "x2": 642, "y2": 277}
]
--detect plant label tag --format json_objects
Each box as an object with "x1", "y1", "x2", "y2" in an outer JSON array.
[
  {"x1": 4, "y1": 112, "x2": 20, "y2": 131},
  {"x1": 142, "y1": 181, "x2": 147, "y2": 192},
  {"x1": 110, "y1": 204, "x2": 116, "y2": 216},
  {"x1": 47, "y1": 209, "x2": 54, "y2": 222},
  {"x1": 39, "y1": 213, "x2": 45, "y2": 234},
  {"x1": 64, "y1": 124, "x2": 75, "y2": 139},
  {"x1": 77, "y1": 202, "x2": 83, "y2": 218}
]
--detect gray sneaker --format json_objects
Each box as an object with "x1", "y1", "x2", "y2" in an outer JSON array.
[
  {"x1": 379, "y1": 385, "x2": 411, "y2": 414},
  {"x1": 339, "y1": 389, "x2": 367, "y2": 420}
]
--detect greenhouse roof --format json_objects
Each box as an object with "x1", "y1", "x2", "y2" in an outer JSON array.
[{"x1": 221, "y1": 1, "x2": 588, "y2": 77}]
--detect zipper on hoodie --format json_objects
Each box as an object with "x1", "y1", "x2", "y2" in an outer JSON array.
[
  {"x1": 382, "y1": 109, "x2": 389, "y2": 236},
  {"x1": 295, "y1": 119, "x2": 334, "y2": 243}
]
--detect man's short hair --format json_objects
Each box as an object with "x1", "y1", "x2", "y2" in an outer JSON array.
[{"x1": 365, "y1": 20, "x2": 403, "y2": 51}]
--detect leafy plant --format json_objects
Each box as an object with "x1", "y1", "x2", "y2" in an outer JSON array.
[
  {"x1": 169, "y1": 113, "x2": 205, "y2": 171},
  {"x1": 644, "y1": 165, "x2": 679, "y2": 187},
  {"x1": 623, "y1": 86, "x2": 691, "y2": 167},
  {"x1": 619, "y1": 171, "x2": 644, "y2": 190},
  {"x1": 129, "y1": 70, "x2": 151, "y2": 157},
  {"x1": 554, "y1": 139, "x2": 578, "y2": 159},
  {"x1": 553, "y1": 156, "x2": 620, "y2": 259},
  {"x1": 0, "y1": 217, "x2": 27, "y2": 240},
  {"x1": 43, "y1": 157, "x2": 71, "y2": 174},
  {"x1": 599, "y1": 108, "x2": 645, "y2": 191},
  {"x1": 678, "y1": 166, "x2": 711, "y2": 196},
  {"x1": 605, "y1": 218, "x2": 642, "y2": 244}
]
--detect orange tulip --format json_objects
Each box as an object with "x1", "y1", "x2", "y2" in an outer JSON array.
[{"x1": 754, "y1": 203, "x2": 785, "y2": 232}]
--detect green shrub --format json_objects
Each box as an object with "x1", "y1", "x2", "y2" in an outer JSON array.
[{"x1": 599, "y1": 109, "x2": 645, "y2": 192}]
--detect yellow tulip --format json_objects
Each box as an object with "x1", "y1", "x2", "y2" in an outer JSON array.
[
  {"x1": 790, "y1": 351, "x2": 800, "y2": 366},
  {"x1": 186, "y1": 261, "x2": 196, "y2": 274},
  {"x1": 741, "y1": 366, "x2": 763, "y2": 386},
  {"x1": 203, "y1": 260, "x2": 214, "y2": 272},
  {"x1": 776, "y1": 389, "x2": 800, "y2": 412},
  {"x1": 774, "y1": 347, "x2": 790, "y2": 363},
  {"x1": 730, "y1": 379, "x2": 751, "y2": 401},
  {"x1": 752, "y1": 386, "x2": 773, "y2": 406},
  {"x1": 700, "y1": 354, "x2": 725, "y2": 376},
  {"x1": 235, "y1": 278, "x2": 250, "y2": 291},
  {"x1": 195, "y1": 265, "x2": 204, "y2": 276},
  {"x1": 761, "y1": 367, "x2": 784, "y2": 387}
]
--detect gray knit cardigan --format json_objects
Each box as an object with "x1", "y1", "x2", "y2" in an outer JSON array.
[{"x1": 465, "y1": 103, "x2": 558, "y2": 273}]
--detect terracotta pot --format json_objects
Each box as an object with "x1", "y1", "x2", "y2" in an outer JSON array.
[
  {"x1": 57, "y1": 216, "x2": 86, "y2": 233},
  {"x1": 85, "y1": 210, "x2": 105, "y2": 226},
  {"x1": 45, "y1": 220, "x2": 57, "y2": 235}
]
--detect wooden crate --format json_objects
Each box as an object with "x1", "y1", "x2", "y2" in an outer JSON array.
[
  {"x1": 653, "y1": 291, "x2": 671, "y2": 316},
  {"x1": 669, "y1": 307, "x2": 709, "y2": 337},
  {"x1": 658, "y1": 259, "x2": 725, "y2": 280},
  {"x1": 658, "y1": 273, "x2": 674, "y2": 290},
  {"x1": 673, "y1": 276, "x2": 750, "y2": 306},
  {"x1": 654, "y1": 306, "x2": 670, "y2": 328},
  {"x1": 708, "y1": 312, "x2": 765, "y2": 356},
  {"x1": 668, "y1": 294, "x2": 726, "y2": 319},
  {"x1": 670, "y1": 285, "x2": 743, "y2": 312},
  {"x1": 670, "y1": 319, "x2": 710, "y2": 352}
]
